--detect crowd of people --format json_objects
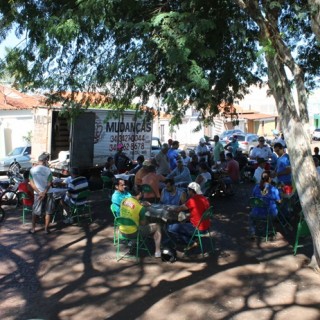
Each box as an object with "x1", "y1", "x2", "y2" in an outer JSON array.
[{"x1": 19, "y1": 132, "x2": 318, "y2": 257}]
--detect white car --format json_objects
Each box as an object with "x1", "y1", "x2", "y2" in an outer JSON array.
[
  {"x1": 0, "y1": 146, "x2": 32, "y2": 173},
  {"x1": 312, "y1": 128, "x2": 320, "y2": 141}
]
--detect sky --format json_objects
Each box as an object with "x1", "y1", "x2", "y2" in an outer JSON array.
[{"x1": 0, "y1": 31, "x2": 22, "y2": 59}]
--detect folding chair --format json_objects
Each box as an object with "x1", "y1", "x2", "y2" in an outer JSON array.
[
  {"x1": 184, "y1": 206, "x2": 215, "y2": 257},
  {"x1": 115, "y1": 216, "x2": 151, "y2": 261},
  {"x1": 70, "y1": 190, "x2": 92, "y2": 225},
  {"x1": 141, "y1": 184, "x2": 158, "y2": 203},
  {"x1": 293, "y1": 211, "x2": 311, "y2": 255},
  {"x1": 17, "y1": 192, "x2": 33, "y2": 224},
  {"x1": 249, "y1": 197, "x2": 276, "y2": 242},
  {"x1": 110, "y1": 204, "x2": 119, "y2": 245},
  {"x1": 276, "y1": 203, "x2": 293, "y2": 233},
  {"x1": 101, "y1": 175, "x2": 113, "y2": 198}
]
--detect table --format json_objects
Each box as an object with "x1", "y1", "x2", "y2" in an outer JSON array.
[
  {"x1": 145, "y1": 203, "x2": 186, "y2": 222},
  {"x1": 115, "y1": 173, "x2": 135, "y2": 181}
]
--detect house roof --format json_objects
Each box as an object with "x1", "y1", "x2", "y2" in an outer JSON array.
[
  {"x1": 0, "y1": 85, "x2": 45, "y2": 110},
  {"x1": 239, "y1": 113, "x2": 276, "y2": 120}
]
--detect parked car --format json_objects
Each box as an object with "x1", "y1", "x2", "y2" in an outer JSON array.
[
  {"x1": 312, "y1": 128, "x2": 320, "y2": 141},
  {"x1": 0, "y1": 146, "x2": 32, "y2": 173},
  {"x1": 225, "y1": 133, "x2": 260, "y2": 154},
  {"x1": 219, "y1": 129, "x2": 244, "y2": 141},
  {"x1": 150, "y1": 137, "x2": 162, "y2": 158}
]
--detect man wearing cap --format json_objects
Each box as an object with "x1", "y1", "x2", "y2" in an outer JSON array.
[
  {"x1": 167, "y1": 182, "x2": 210, "y2": 245},
  {"x1": 114, "y1": 143, "x2": 131, "y2": 173},
  {"x1": 253, "y1": 158, "x2": 266, "y2": 183},
  {"x1": 250, "y1": 136, "x2": 273, "y2": 160},
  {"x1": 134, "y1": 159, "x2": 153, "y2": 191},
  {"x1": 196, "y1": 138, "x2": 210, "y2": 163},
  {"x1": 155, "y1": 143, "x2": 171, "y2": 176},
  {"x1": 29, "y1": 153, "x2": 54, "y2": 234}
]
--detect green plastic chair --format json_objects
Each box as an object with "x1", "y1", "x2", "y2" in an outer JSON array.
[
  {"x1": 184, "y1": 206, "x2": 215, "y2": 257},
  {"x1": 249, "y1": 197, "x2": 277, "y2": 242},
  {"x1": 141, "y1": 184, "x2": 158, "y2": 203},
  {"x1": 70, "y1": 190, "x2": 92, "y2": 225},
  {"x1": 115, "y1": 216, "x2": 151, "y2": 261},
  {"x1": 293, "y1": 211, "x2": 311, "y2": 255},
  {"x1": 17, "y1": 192, "x2": 33, "y2": 224},
  {"x1": 110, "y1": 204, "x2": 119, "y2": 245},
  {"x1": 101, "y1": 175, "x2": 113, "y2": 198}
]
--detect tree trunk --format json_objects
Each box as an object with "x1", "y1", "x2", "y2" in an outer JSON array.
[
  {"x1": 266, "y1": 53, "x2": 320, "y2": 270},
  {"x1": 237, "y1": 0, "x2": 320, "y2": 269}
]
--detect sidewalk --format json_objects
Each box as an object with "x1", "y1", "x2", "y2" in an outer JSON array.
[{"x1": 1, "y1": 186, "x2": 320, "y2": 320}]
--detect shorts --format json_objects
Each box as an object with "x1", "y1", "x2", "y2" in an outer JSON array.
[
  {"x1": 33, "y1": 193, "x2": 55, "y2": 216},
  {"x1": 121, "y1": 223, "x2": 159, "y2": 238}
]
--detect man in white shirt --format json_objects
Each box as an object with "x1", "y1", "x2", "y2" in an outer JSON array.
[
  {"x1": 253, "y1": 158, "x2": 266, "y2": 183},
  {"x1": 250, "y1": 136, "x2": 273, "y2": 160},
  {"x1": 196, "y1": 138, "x2": 210, "y2": 163},
  {"x1": 29, "y1": 153, "x2": 54, "y2": 234}
]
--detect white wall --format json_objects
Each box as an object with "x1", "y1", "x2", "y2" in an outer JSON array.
[{"x1": 0, "y1": 110, "x2": 33, "y2": 157}]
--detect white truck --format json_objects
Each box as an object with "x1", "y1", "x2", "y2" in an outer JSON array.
[{"x1": 31, "y1": 107, "x2": 156, "y2": 174}]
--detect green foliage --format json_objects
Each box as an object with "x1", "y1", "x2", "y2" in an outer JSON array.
[{"x1": 0, "y1": 0, "x2": 319, "y2": 124}]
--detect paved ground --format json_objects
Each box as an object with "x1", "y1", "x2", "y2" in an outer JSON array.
[{"x1": 1, "y1": 179, "x2": 320, "y2": 320}]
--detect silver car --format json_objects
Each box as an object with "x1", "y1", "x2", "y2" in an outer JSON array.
[
  {"x1": 226, "y1": 133, "x2": 260, "y2": 154},
  {"x1": 0, "y1": 146, "x2": 32, "y2": 173}
]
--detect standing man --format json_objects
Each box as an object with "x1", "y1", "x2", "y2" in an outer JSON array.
[
  {"x1": 213, "y1": 135, "x2": 224, "y2": 163},
  {"x1": 29, "y1": 153, "x2": 54, "y2": 234},
  {"x1": 114, "y1": 144, "x2": 131, "y2": 173},
  {"x1": 273, "y1": 142, "x2": 292, "y2": 186},
  {"x1": 196, "y1": 137, "x2": 210, "y2": 163},
  {"x1": 250, "y1": 136, "x2": 273, "y2": 160},
  {"x1": 155, "y1": 143, "x2": 171, "y2": 176},
  {"x1": 167, "y1": 140, "x2": 180, "y2": 170},
  {"x1": 224, "y1": 135, "x2": 239, "y2": 157}
]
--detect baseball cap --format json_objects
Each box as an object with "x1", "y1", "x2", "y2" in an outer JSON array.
[
  {"x1": 199, "y1": 138, "x2": 206, "y2": 143},
  {"x1": 117, "y1": 143, "x2": 124, "y2": 149},
  {"x1": 188, "y1": 182, "x2": 202, "y2": 194}
]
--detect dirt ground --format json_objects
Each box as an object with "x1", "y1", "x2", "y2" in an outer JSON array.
[{"x1": 1, "y1": 179, "x2": 320, "y2": 320}]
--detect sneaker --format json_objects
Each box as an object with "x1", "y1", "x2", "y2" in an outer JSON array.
[{"x1": 155, "y1": 251, "x2": 162, "y2": 258}]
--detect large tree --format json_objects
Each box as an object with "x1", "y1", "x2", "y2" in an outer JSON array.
[{"x1": 1, "y1": 0, "x2": 320, "y2": 268}]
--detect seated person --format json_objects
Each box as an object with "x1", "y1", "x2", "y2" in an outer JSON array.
[
  {"x1": 222, "y1": 152, "x2": 240, "y2": 195},
  {"x1": 249, "y1": 171, "x2": 281, "y2": 237},
  {"x1": 253, "y1": 158, "x2": 267, "y2": 183},
  {"x1": 195, "y1": 162, "x2": 212, "y2": 195},
  {"x1": 188, "y1": 154, "x2": 199, "y2": 176},
  {"x1": 127, "y1": 155, "x2": 144, "y2": 175},
  {"x1": 167, "y1": 182, "x2": 210, "y2": 245},
  {"x1": 167, "y1": 159, "x2": 192, "y2": 188},
  {"x1": 18, "y1": 170, "x2": 34, "y2": 207},
  {"x1": 160, "y1": 178, "x2": 187, "y2": 206},
  {"x1": 60, "y1": 167, "x2": 89, "y2": 221},
  {"x1": 119, "y1": 196, "x2": 162, "y2": 257},
  {"x1": 141, "y1": 164, "x2": 166, "y2": 202},
  {"x1": 102, "y1": 156, "x2": 118, "y2": 178},
  {"x1": 111, "y1": 178, "x2": 141, "y2": 216},
  {"x1": 134, "y1": 159, "x2": 152, "y2": 191},
  {"x1": 180, "y1": 150, "x2": 191, "y2": 167},
  {"x1": 114, "y1": 144, "x2": 131, "y2": 173}
]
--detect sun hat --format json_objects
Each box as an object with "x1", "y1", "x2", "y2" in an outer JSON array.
[{"x1": 188, "y1": 182, "x2": 202, "y2": 194}]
